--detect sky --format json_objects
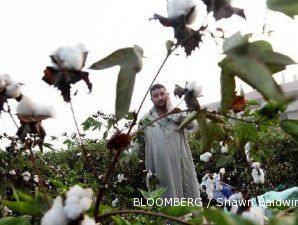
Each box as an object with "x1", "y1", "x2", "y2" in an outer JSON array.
[{"x1": 0, "y1": 0, "x2": 297, "y2": 148}]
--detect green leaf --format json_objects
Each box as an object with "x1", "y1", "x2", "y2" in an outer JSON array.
[
  {"x1": 226, "y1": 54, "x2": 285, "y2": 102},
  {"x1": 280, "y1": 119, "x2": 298, "y2": 141},
  {"x1": 1, "y1": 200, "x2": 43, "y2": 216},
  {"x1": 139, "y1": 187, "x2": 166, "y2": 200},
  {"x1": 178, "y1": 111, "x2": 198, "y2": 130},
  {"x1": 196, "y1": 113, "x2": 210, "y2": 151},
  {"x1": 267, "y1": 0, "x2": 298, "y2": 18},
  {"x1": 0, "y1": 216, "x2": 31, "y2": 225},
  {"x1": 160, "y1": 205, "x2": 199, "y2": 217},
  {"x1": 112, "y1": 216, "x2": 132, "y2": 225},
  {"x1": 13, "y1": 188, "x2": 34, "y2": 203},
  {"x1": 82, "y1": 117, "x2": 102, "y2": 131},
  {"x1": 216, "y1": 155, "x2": 234, "y2": 168},
  {"x1": 89, "y1": 45, "x2": 143, "y2": 121},
  {"x1": 220, "y1": 68, "x2": 236, "y2": 114},
  {"x1": 204, "y1": 208, "x2": 237, "y2": 225},
  {"x1": 223, "y1": 32, "x2": 250, "y2": 54},
  {"x1": 247, "y1": 41, "x2": 296, "y2": 73},
  {"x1": 35, "y1": 191, "x2": 52, "y2": 213},
  {"x1": 234, "y1": 122, "x2": 258, "y2": 146}
]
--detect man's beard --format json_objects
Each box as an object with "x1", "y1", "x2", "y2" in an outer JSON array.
[{"x1": 155, "y1": 101, "x2": 167, "y2": 110}]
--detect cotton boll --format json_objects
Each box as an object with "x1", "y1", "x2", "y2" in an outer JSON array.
[
  {"x1": 17, "y1": 96, "x2": 54, "y2": 117},
  {"x1": 117, "y1": 174, "x2": 127, "y2": 182},
  {"x1": 252, "y1": 168, "x2": 265, "y2": 184},
  {"x1": 81, "y1": 216, "x2": 96, "y2": 225},
  {"x1": 167, "y1": 0, "x2": 198, "y2": 24},
  {"x1": 186, "y1": 81, "x2": 202, "y2": 98},
  {"x1": 63, "y1": 203, "x2": 83, "y2": 220},
  {"x1": 200, "y1": 152, "x2": 212, "y2": 162},
  {"x1": 245, "y1": 142, "x2": 252, "y2": 162},
  {"x1": 5, "y1": 83, "x2": 22, "y2": 98},
  {"x1": 220, "y1": 141, "x2": 228, "y2": 153},
  {"x1": 17, "y1": 96, "x2": 37, "y2": 115},
  {"x1": 251, "y1": 162, "x2": 261, "y2": 169},
  {"x1": 219, "y1": 168, "x2": 225, "y2": 174},
  {"x1": 112, "y1": 198, "x2": 119, "y2": 207},
  {"x1": 41, "y1": 196, "x2": 68, "y2": 225},
  {"x1": 241, "y1": 207, "x2": 267, "y2": 225},
  {"x1": 35, "y1": 105, "x2": 54, "y2": 117},
  {"x1": 66, "y1": 185, "x2": 93, "y2": 199},
  {"x1": 79, "y1": 197, "x2": 92, "y2": 210},
  {"x1": 0, "y1": 74, "x2": 13, "y2": 88},
  {"x1": 64, "y1": 185, "x2": 93, "y2": 220},
  {"x1": 53, "y1": 44, "x2": 87, "y2": 70}
]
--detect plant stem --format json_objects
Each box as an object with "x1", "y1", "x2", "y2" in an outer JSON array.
[
  {"x1": 27, "y1": 142, "x2": 50, "y2": 208},
  {"x1": 69, "y1": 100, "x2": 99, "y2": 181},
  {"x1": 5, "y1": 104, "x2": 19, "y2": 129},
  {"x1": 96, "y1": 209, "x2": 192, "y2": 225}
]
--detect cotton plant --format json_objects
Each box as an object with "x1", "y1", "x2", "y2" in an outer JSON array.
[
  {"x1": 116, "y1": 173, "x2": 127, "y2": 183},
  {"x1": 174, "y1": 81, "x2": 203, "y2": 110},
  {"x1": 245, "y1": 142, "x2": 253, "y2": 163},
  {"x1": 22, "y1": 171, "x2": 31, "y2": 182},
  {"x1": 0, "y1": 74, "x2": 23, "y2": 112},
  {"x1": 200, "y1": 152, "x2": 212, "y2": 162},
  {"x1": 151, "y1": 0, "x2": 206, "y2": 55},
  {"x1": 42, "y1": 43, "x2": 92, "y2": 102},
  {"x1": 16, "y1": 95, "x2": 54, "y2": 149},
  {"x1": 251, "y1": 162, "x2": 265, "y2": 184},
  {"x1": 220, "y1": 141, "x2": 228, "y2": 153},
  {"x1": 41, "y1": 185, "x2": 94, "y2": 225},
  {"x1": 111, "y1": 197, "x2": 119, "y2": 207}
]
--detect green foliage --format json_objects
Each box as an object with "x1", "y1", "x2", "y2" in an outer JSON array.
[
  {"x1": 89, "y1": 45, "x2": 144, "y2": 121},
  {"x1": 267, "y1": 0, "x2": 298, "y2": 18},
  {"x1": 280, "y1": 119, "x2": 298, "y2": 141},
  {"x1": 0, "y1": 216, "x2": 31, "y2": 225},
  {"x1": 220, "y1": 32, "x2": 295, "y2": 111},
  {"x1": 82, "y1": 116, "x2": 102, "y2": 131}
]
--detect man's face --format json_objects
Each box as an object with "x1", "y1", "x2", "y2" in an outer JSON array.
[{"x1": 151, "y1": 88, "x2": 168, "y2": 109}]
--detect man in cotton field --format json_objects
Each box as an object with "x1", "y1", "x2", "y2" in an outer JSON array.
[{"x1": 133, "y1": 84, "x2": 200, "y2": 201}]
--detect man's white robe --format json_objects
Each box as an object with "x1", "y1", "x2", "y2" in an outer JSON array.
[{"x1": 139, "y1": 106, "x2": 200, "y2": 200}]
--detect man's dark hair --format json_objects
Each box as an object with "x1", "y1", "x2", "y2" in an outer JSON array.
[{"x1": 150, "y1": 84, "x2": 166, "y2": 96}]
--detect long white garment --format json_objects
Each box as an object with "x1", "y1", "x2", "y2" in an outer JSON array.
[{"x1": 140, "y1": 106, "x2": 200, "y2": 200}]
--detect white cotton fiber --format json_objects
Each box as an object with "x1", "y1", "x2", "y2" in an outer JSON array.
[
  {"x1": 64, "y1": 185, "x2": 93, "y2": 220},
  {"x1": 0, "y1": 74, "x2": 22, "y2": 98},
  {"x1": 41, "y1": 196, "x2": 68, "y2": 225},
  {"x1": 200, "y1": 152, "x2": 212, "y2": 162},
  {"x1": 251, "y1": 168, "x2": 265, "y2": 184},
  {"x1": 167, "y1": 0, "x2": 198, "y2": 24},
  {"x1": 52, "y1": 43, "x2": 87, "y2": 70},
  {"x1": 186, "y1": 81, "x2": 202, "y2": 98},
  {"x1": 81, "y1": 216, "x2": 96, "y2": 225},
  {"x1": 5, "y1": 83, "x2": 22, "y2": 98},
  {"x1": 17, "y1": 96, "x2": 54, "y2": 117}
]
